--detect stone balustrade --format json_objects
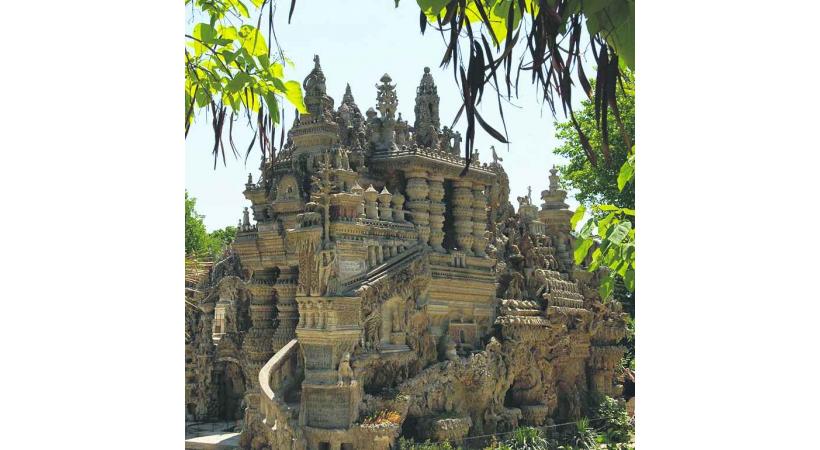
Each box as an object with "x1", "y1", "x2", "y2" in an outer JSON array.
[{"x1": 258, "y1": 339, "x2": 303, "y2": 444}]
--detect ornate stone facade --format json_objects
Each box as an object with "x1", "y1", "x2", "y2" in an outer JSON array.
[{"x1": 185, "y1": 57, "x2": 629, "y2": 450}]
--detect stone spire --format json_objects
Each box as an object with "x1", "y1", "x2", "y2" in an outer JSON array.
[
  {"x1": 303, "y1": 55, "x2": 327, "y2": 98},
  {"x1": 303, "y1": 54, "x2": 334, "y2": 120},
  {"x1": 342, "y1": 83, "x2": 356, "y2": 108},
  {"x1": 414, "y1": 67, "x2": 441, "y2": 147},
  {"x1": 376, "y1": 73, "x2": 398, "y2": 120}
]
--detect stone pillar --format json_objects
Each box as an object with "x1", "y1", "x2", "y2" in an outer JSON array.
[
  {"x1": 427, "y1": 174, "x2": 446, "y2": 253},
  {"x1": 271, "y1": 272, "x2": 299, "y2": 352},
  {"x1": 405, "y1": 170, "x2": 430, "y2": 245},
  {"x1": 471, "y1": 184, "x2": 488, "y2": 257},
  {"x1": 452, "y1": 179, "x2": 475, "y2": 255},
  {"x1": 378, "y1": 187, "x2": 393, "y2": 221},
  {"x1": 364, "y1": 185, "x2": 379, "y2": 219}
]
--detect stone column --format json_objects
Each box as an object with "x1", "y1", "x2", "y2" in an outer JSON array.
[
  {"x1": 471, "y1": 184, "x2": 488, "y2": 257},
  {"x1": 427, "y1": 174, "x2": 446, "y2": 253},
  {"x1": 405, "y1": 170, "x2": 430, "y2": 245},
  {"x1": 452, "y1": 179, "x2": 475, "y2": 255}
]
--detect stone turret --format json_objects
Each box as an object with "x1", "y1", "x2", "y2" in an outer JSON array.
[{"x1": 539, "y1": 166, "x2": 574, "y2": 271}]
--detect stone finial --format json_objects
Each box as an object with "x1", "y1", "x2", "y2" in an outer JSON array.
[
  {"x1": 247, "y1": 173, "x2": 253, "y2": 185},
  {"x1": 378, "y1": 186, "x2": 393, "y2": 220},
  {"x1": 351, "y1": 181, "x2": 363, "y2": 195},
  {"x1": 343, "y1": 83, "x2": 355, "y2": 105},
  {"x1": 363, "y1": 184, "x2": 378, "y2": 201},
  {"x1": 303, "y1": 54, "x2": 327, "y2": 96},
  {"x1": 376, "y1": 73, "x2": 398, "y2": 119},
  {"x1": 378, "y1": 186, "x2": 392, "y2": 201}
]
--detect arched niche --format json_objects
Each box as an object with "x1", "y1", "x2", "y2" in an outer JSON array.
[
  {"x1": 380, "y1": 295, "x2": 407, "y2": 346},
  {"x1": 275, "y1": 174, "x2": 300, "y2": 201}
]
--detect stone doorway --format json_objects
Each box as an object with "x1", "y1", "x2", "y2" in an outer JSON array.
[{"x1": 216, "y1": 361, "x2": 245, "y2": 421}]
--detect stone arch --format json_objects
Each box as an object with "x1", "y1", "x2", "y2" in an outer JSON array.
[
  {"x1": 276, "y1": 174, "x2": 300, "y2": 201},
  {"x1": 380, "y1": 296, "x2": 405, "y2": 345}
]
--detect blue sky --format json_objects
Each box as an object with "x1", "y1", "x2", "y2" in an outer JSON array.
[{"x1": 186, "y1": 0, "x2": 585, "y2": 230}]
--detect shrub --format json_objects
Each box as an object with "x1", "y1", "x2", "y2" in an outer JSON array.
[{"x1": 595, "y1": 396, "x2": 633, "y2": 443}]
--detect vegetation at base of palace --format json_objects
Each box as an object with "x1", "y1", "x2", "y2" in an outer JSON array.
[
  {"x1": 185, "y1": 0, "x2": 308, "y2": 168},
  {"x1": 397, "y1": 396, "x2": 633, "y2": 450},
  {"x1": 185, "y1": 190, "x2": 237, "y2": 259}
]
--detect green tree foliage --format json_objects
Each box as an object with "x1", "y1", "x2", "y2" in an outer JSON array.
[
  {"x1": 554, "y1": 72, "x2": 634, "y2": 208},
  {"x1": 185, "y1": 191, "x2": 237, "y2": 258},
  {"x1": 185, "y1": 0, "x2": 308, "y2": 167},
  {"x1": 560, "y1": 71, "x2": 635, "y2": 302}
]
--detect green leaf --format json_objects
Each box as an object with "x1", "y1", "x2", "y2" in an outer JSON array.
[
  {"x1": 263, "y1": 91, "x2": 279, "y2": 121},
  {"x1": 226, "y1": 72, "x2": 252, "y2": 93},
  {"x1": 624, "y1": 269, "x2": 635, "y2": 292},
  {"x1": 574, "y1": 238, "x2": 594, "y2": 265},
  {"x1": 608, "y1": 221, "x2": 632, "y2": 245},
  {"x1": 588, "y1": 247, "x2": 602, "y2": 271},
  {"x1": 282, "y1": 80, "x2": 307, "y2": 114},
  {"x1": 270, "y1": 62, "x2": 284, "y2": 79},
  {"x1": 239, "y1": 25, "x2": 268, "y2": 56},
  {"x1": 570, "y1": 205, "x2": 586, "y2": 230},
  {"x1": 599, "y1": 275, "x2": 614, "y2": 301},
  {"x1": 617, "y1": 154, "x2": 635, "y2": 191},
  {"x1": 193, "y1": 23, "x2": 217, "y2": 43},
  {"x1": 228, "y1": 0, "x2": 249, "y2": 18},
  {"x1": 417, "y1": 0, "x2": 449, "y2": 15},
  {"x1": 579, "y1": 218, "x2": 595, "y2": 240}
]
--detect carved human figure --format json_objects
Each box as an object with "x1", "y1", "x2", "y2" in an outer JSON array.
[
  {"x1": 337, "y1": 352, "x2": 355, "y2": 386},
  {"x1": 505, "y1": 271, "x2": 525, "y2": 300},
  {"x1": 452, "y1": 131, "x2": 462, "y2": 156},
  {"x1": 440, "y1": 126, "x2": 453, "y2": 153},
  {"x1": 362, "y1": 307, "x2": 382, "y2": 351}
]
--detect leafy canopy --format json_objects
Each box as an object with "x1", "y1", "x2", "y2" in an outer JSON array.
[
  {"x1": 185, "y1": 191, "x2": 237, "y2": 258},
  {"x1": 555, "y1": 71, "x2": 634, "y2": 208},
  {"x1": 185, "y1": 0, "x2": 307, "y2": 168},
  {"x1": 407, "y1": 0, "x2": 634, "y2": 170}
]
